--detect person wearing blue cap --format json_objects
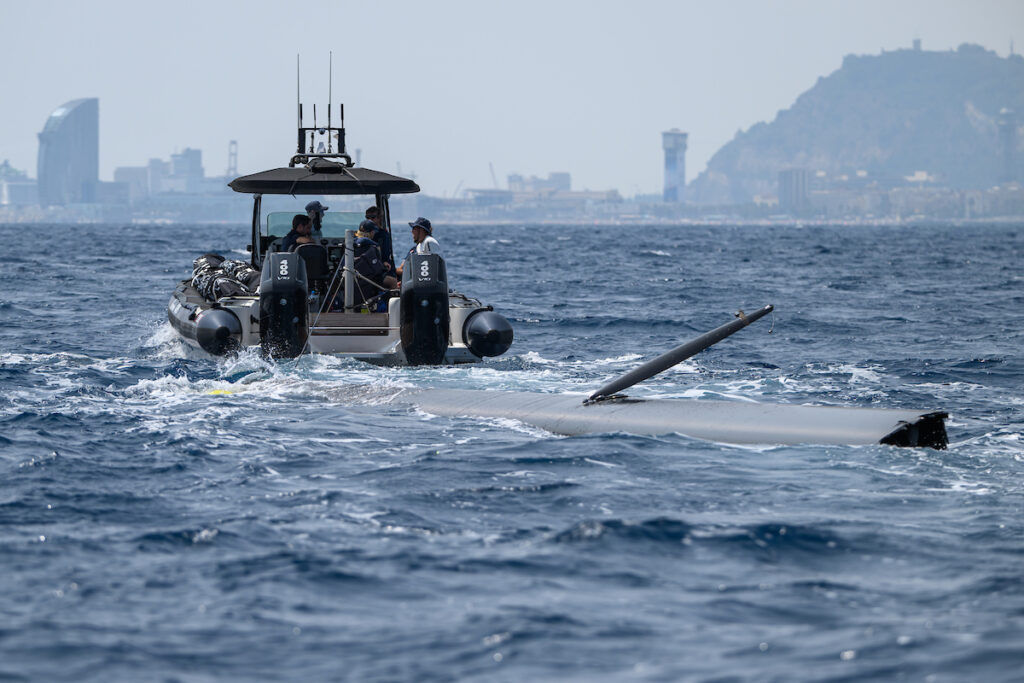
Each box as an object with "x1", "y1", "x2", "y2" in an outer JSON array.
[
  {"x1": 409, "y1": 217, "x2": 441, "y2": 256},
  {"x1": 305, "y1": 200, "x2": 328, "y2": 239},
  {"x1": 360, "y1": 206, "x2": 395, "y2": 276},
  {"x1": 395, "y1": 217, "x2": 440, "y2": 278}
]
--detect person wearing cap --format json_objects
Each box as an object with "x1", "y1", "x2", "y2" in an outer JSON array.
[
  {"x1": 305, "y1": 200, "x2": 328, "y2": 239},
  {"x1": 356, "y1": 215, "x2": 394, "y2": 278},
  {"x1": 362, "y1": 206, "x2": 396, "y2": 275},
  {"x1": 410, "y1": 217, "x2": 440, "y2": 255},
  {"x1": 395, "y1": 217, "x2": 441, "y2": 278},
  {"x1": 280, "y1": 214, "x2": 314, "y2": 252},
  {"x1": 353, "y1": 220, "x2": 399, "y2": 291},
  {"x1": 350, "y1": 237, "x2": 398, "y2": 309}
]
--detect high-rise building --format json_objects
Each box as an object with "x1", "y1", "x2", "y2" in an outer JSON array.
[
  {"x1": 778, "y1": 168, "x2": 809, "y2": 215},
  {"x1": 662, "y1": 129, "x2": 687, "y2": 203},
  {"x1": 37, "y1": 98, "x2": 99, "y2": 205},
  {"x1": 998, "y1": 108, "x2": 1017, "y2": 184}
]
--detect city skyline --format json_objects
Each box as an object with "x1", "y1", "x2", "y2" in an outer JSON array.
[{"x1": 1, "y1": 0, "x2": 1021, "y2": 197}]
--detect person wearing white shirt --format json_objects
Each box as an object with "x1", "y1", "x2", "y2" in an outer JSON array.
[
  {"x1": 396, "y1": 217, "x2": 441, "y2": 278},
  {"x1": 410, "y1": 216, "x2": 441, "y2": 255}
]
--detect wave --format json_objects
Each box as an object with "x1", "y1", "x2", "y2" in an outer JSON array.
[{"x1": 549, "y1": 517, "x2": 848, "y2": 561}]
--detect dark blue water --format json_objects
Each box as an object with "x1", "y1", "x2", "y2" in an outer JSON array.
[{"x1": 1, "y1": 221, "x2": 1022, "y2": 681}]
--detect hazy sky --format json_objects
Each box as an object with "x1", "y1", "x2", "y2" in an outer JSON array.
[{"x1": 1, "y1": 0, "x2": 1021, "y2": 197}]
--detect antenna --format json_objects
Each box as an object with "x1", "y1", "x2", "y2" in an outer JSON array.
[
  {"x1": 328, "y1": 51, "x2": 333, "y2": 151},
  {"x1": 296, "y1": 54, "x2": 303, "y2": 153}
]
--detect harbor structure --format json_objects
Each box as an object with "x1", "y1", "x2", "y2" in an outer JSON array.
[
  {"x1": 507, "y1": 172, "x2": 571, "y2": 193},
  {"x1": 37, "y1": 98, "x2": 99, "y2": 205},
  {"x1": 662, "y1": 129, "x2": 688, "y2": 202}
]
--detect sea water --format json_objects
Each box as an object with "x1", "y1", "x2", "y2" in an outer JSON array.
[{"x1": 1, "y1": 221, "x2": 1022, "y2": 681}]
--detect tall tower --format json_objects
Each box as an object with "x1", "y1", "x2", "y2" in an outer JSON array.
[
  {"x1": 998, "y1": 108, "x2": 1017, "y2": 184},
  {"x1": 37, "y1": 98, "x2": 99, "y2": 206},
  {"x1": 226, "y1": 140, "x2": 238, "y2": 178},
  {"x1": 662, "y1": 129, "x2": 688, "y2": 203}
]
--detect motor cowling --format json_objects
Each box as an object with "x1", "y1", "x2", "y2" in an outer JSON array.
[
  {"x1": 195, "y1": 307, "x2": 242, "y2": 356},
  {"x1": 259, "y1": 252, "x2": 308, "y2": 359},
  {"x1": 400, "y1": 253, "x2": 450, "y2": 365},
  {"x1": 463, "y1": 309, "x2": 514, "y2": 358}
]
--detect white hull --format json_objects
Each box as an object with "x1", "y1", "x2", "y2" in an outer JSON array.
[{"x1": 394, "y1": 388, "x2": 948, "y2": 448}]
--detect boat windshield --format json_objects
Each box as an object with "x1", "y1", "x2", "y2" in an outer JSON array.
[{"x1": 264, "y1": 211, "x2": 364, "y2": 240}]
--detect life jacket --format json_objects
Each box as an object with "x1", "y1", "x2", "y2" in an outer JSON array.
[{"x1": 352, "y1": 238, "x2": 386, "y2": 305}]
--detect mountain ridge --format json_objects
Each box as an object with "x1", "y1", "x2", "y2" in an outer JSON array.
[{"x1": 687, "y1": 44, "x2": 1024, "y2": 205}]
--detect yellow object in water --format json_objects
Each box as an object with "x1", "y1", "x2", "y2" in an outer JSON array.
[{"x1": 208, "y1": 389, "x2": 233, "y2": 395}]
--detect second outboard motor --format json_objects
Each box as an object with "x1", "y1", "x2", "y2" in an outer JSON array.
[
  {"x1": 463, "y1": 309, "x2": 514, "y2": 358},
  {"x1": 195, "y1": 308, "x2": 242, "y2": 356},
  {"x1": 400, "y1": 253, "x2": 450, "y2": 365},
  {"x1": 259, "y1": 252, "x2": 308, "y2": 359}
]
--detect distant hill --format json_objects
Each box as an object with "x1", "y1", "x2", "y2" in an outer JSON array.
[{"x1": 687, "y1": 44, "x2": 1024, "y2": 204}]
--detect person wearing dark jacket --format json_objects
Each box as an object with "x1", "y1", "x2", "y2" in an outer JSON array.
[
  {"x1": 280, "y1": 214, "x2": 313, "y2": 252},
  {"x1": 361, "y1": 206, "x2": 395, "y2": 276},
  {"x1": 348, "y1": 237, "x2": 398, "y2": 311}
]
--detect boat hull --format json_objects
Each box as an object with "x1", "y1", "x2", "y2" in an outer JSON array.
[{"x1": 167, "y1": 282, "x2": 507, "y2": 365}]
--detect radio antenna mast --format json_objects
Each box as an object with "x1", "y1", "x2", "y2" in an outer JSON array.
[
  {"x1": 328, "y1": 51, "x2": 333, "y2": 151},
  {"x1": 287, "y1": 53, "x2": 351, "y2": 167},
  {"x1": 296, "y1": 54, "x2": 303, "y2": 153}
]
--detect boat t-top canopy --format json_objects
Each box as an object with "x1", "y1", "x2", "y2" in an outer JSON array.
[{"x1": 229, "y1": 159, "x2": 420, "y2": 195}]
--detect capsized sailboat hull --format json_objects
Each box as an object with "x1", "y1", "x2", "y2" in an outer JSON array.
[{"x1": 396, "y1": 388, "x2": 948, "y2": 448}]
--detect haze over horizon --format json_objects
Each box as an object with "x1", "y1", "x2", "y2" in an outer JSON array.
[{"x1": 1, "y1": 0, "x2": 1021, "y2": 197}]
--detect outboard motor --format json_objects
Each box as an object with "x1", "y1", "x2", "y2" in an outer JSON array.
[
  {"x1": 463, "y1": 309, "x2": 514, "y2": 358},
  {"x1": 259, "y1": 252, "x2": 309, "y2": 358},
  {"x1": 400, "y1": 253, "x2": 450, "y2": 365},
  {"x1": 195, "y1": 308, "x2": 242, "y2": 356}
]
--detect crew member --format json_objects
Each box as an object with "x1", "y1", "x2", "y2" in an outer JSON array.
[
  {"x1": 352, "y1": 237, "x2": 389, "y2": 310},
  {"x1": 362, "y1": 205, "x2": 396, "y2": 276},
  {"x1": 305, "y1": 200, "x2": 328, "y2": 240},
  {"x1": 411, "y1": 216, "x2": 440, "y2": 255},
  {"x1": 280, "y1": 214, "x2": 313, "y2": 252},
  {"x1": 395, "y1": 217, "x2": 440, "y2": 277}
]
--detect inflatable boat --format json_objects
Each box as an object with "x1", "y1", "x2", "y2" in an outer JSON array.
[{"x1": 167, "y1": 98, "x2": 512, "y2": 366}]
